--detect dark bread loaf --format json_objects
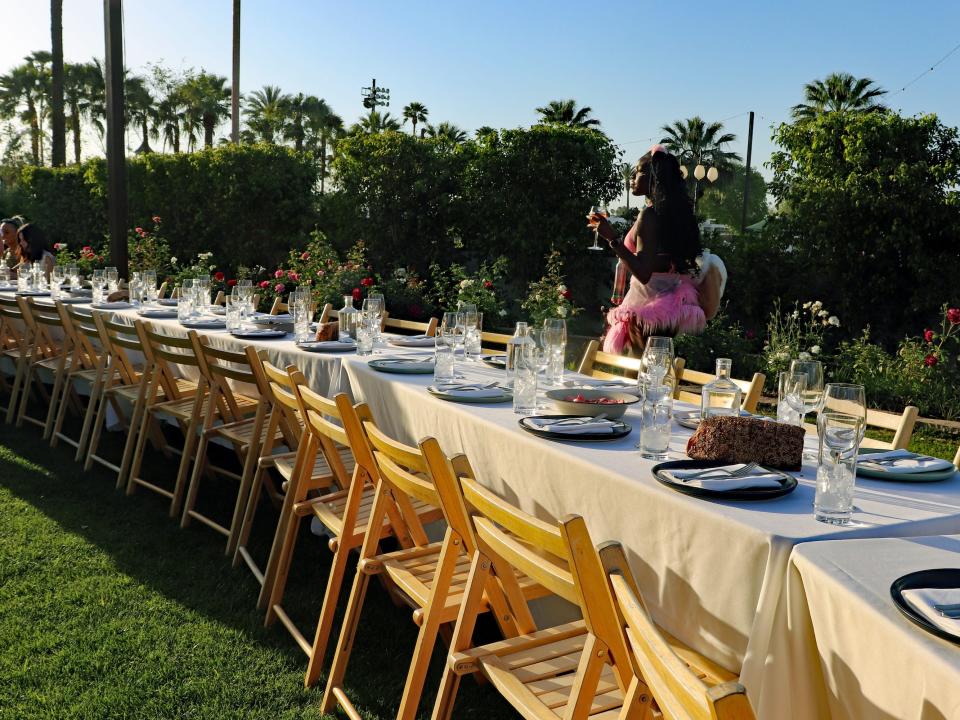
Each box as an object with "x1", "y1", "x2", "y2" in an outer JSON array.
[{"x1": 685, "y1": 416, "x2": 804, "y2": 470}]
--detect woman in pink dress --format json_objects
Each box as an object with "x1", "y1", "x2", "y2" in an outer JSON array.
[{"x1": 589, "y1": 145, "x2": 723, "y2": 355}]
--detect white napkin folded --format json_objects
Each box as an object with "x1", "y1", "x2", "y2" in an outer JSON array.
[
  {"x1": 665, "y1": 464, "x2": 783, "y2": 491},
  {"x1": 91, "y1": 301, "x2": 131, "y2": 309},
  {"x1": 138, "y1": 308, "x2": 178, "y2": 318},
  {"x1": 431, "y1": 383, "x2": 506, "y2": 399},
  {"x1": 525, "y1": 417, "x2": 620, "y2": 435},
  {"x1": 298, "y1": 340, "x2": 354, "y2": 351},
  {"x1": 388, "y1": 335, "x2": 436, "y2": 347},
  {"x1": 858, "y1": 449, "x2": 954, "y2": 474},
  {"x1": 902, "y1": 587, "x2": 960, "y2": 636}
]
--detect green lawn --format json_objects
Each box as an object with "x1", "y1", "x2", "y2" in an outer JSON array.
[{"x1": 0, "y1": 420, "x2": 517, "y2": 720}]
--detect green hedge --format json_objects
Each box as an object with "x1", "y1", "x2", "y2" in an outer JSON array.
[{"x1": 13, "y1": 144, "x2": 319, "y2": 269}]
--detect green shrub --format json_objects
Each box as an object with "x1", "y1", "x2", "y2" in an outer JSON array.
[{"x1": 675, "y1": 310, "x2": 762, "y2": 379}]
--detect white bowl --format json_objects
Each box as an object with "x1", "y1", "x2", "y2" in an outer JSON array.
[{"x1": 544, "y1": 389, "x2": 639, "y2": 419}]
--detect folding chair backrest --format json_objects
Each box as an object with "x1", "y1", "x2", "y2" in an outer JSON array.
[
  {"x1": 601, "y1": 543, "x2": 755, "y2": 720},
  {"x1": 190, "y1": 331, "x2": 259, "y2": 422},
  {"x1": 94, "y1": 314, "x2": 145, "y2": 386},
  {"x1": 480, "y1": 329, "x2": 512, "y2": 354},
  {"x1": 288, "y1": 378, "x2": 356, "y2": 491},
  {"x1": 0, "y1": 295, "x2": 28, "y2": 350},
  {"x1": 21, "y1": 297, "x2": 63, "y2": 356},
  {"x1": 270, "y1": 296, "x2": 288, "y2": 315},
  {"x1": 676, "y1": 365, "x2": 765, "y2": 414},
  {"x1": 459, "y1": 476, "x2": 634, "y2": 681},
  {"x1": 135, "y1": 320, "x2": 200, "y2": 399},
  {"x1": 250, "y1": 355, "x2": 302, "y2": 447},
  {"x1": 59, "y1": 302, "x2": 101, "y2": 369},
  {"x1": 864, "y1": 406, "x2": 919, "y2": 450},
  {"x1": 383, "y1": 316, "x2": 438, "y2": 337}
]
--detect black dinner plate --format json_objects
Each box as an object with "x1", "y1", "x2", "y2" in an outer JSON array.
[
  {"x1": 519, "y1": 415, "x2": 632, "y2": 443},
  {"x1": 890, "y1": 569, "x2": 960, "y2": 645},
  {"x1": 230, "y1": 328, "x2": 287, "y2": 339},
  {"x1": 481, "y1": 354, "x2": 507, "y2": 369},
  {"x1": 651, "y1": 459, "x2": 797, "y2": 501}
]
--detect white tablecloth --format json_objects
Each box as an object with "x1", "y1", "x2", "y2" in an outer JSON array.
[
  {"x1": 773, "y1": 536, "x2": 960, "y2": 720},
  {"x1": 340, "y1": 355, "x2": 960, "y2": 714}
]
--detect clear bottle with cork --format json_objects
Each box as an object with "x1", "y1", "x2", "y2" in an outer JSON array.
[
  {"x1": 338, "y1": 294, "x2": 359, "y2": 342},
  {"x1": 701, "y1": 357, "x2": 742, "y2": 419}
]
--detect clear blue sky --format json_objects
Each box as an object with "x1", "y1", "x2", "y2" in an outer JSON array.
[{"x1": 3, "y1": 0, "x2": 959, "y2": 189}]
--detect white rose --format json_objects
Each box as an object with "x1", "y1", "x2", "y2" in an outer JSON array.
[
  {"x1": 828, "y1": 316, "x2": 840, "y2": 327},
  {"x1": 775, "y1": 351, "x2": 789, "y2": 362},
  {"x1": 812, "y1": 301, "x2": 823, "y2": 312},
  {"x1": 170, "y1": 257, "x2": 178, "y2": 265},
  {"x1": 498, "y1": 309, "x2": 507, "y2": 317},
  {"x1": 802, "y1": 301, "x2": 811, "y2": 309},
  {"x1": 811, "y1": 345, "x2": 821, "y2": 355},
  {"x1": 818, "y1": 310, "x2": 828, "y2": 318},
  {"x1": 459, "y1": 279, "x2": 473, "y2": 289},
  {"x1": 799, "y1": 351, "x2": 812, "y2": 361},
  {"x1": 557, "y1": 305, "x2": 568, "y2": 317},
  {"x1": 557, "y1": 284, "x2": 567, "y2": 293}
]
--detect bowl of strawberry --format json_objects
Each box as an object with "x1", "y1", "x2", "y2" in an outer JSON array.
[{"x1": 544, "y1": 389, "x2": 640, "y2": 419}]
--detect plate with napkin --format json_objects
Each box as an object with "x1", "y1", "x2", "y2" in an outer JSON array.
[
  {"x1": 857, "y1": 449, "x2": 957, "y2": 482},
  {"x1": 481, "y1": 354, "x2": 507, "y2": 370},
  {"x1": 157, "y1": 298, "x2": 179, "y2": 306},
  {"x1": 519, "y1": 415, "x2": 631, "y2": 443},
  {"x1": 229, "y1": 327, "x2": 287, "y2": 339},
  {"x1": 137, "y1": 307, "x2": 179, "y2": 319},
  {"x1": 181, "y1": 317, "x2": 226, "y2": 329},
  {"x1": 368, "y1": 357, "x2": 435, "y2": 374},
  {"x1": 297, "y1": 339, "x2": 356, "y2": 353},
  {"x1": 91, "y1": 300, "x2": 132, "y2": 309},
  {"x1": 427, "y1": 382, "x2": 512, "y2": 403},
  {"x1": 388, "y1": 335, "x2": 436, "y2": 348},
  {"x1": 891, "y1": 569, "x2": 960, "y2": 645},
  {"x1": 652, "y1": 460, "x2": 796, "y2": 500}
]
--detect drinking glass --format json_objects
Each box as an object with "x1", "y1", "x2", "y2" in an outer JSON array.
[
  {"x1": 791, "y1": 359, "x2": 824, "y2": 460},
  {"x1": 776, "y1": 371, "x2": 808, "y2": 426},
  {"x1": 104, "y1": 267, "x2": 119, "y2": 292},
  {"x1": 17, "y1": 263, "x2": 31, "y2": 291},
  {"x1": 356, "y1": 312, "x2": 375, "y2": 356},
  {"x1": 143, "y1": 270, "x2": 158, "y2": 302},
  {"x1": 586, "y1": 205, "x2": 607, "y2": 251},
  {"x1": 513, "y1": 353, "x2": 538, "y2": 415},
  {"x1": 639, "y1": 336, "x2": 675, "y2": 391},
  {"x1": 542, "y1": 319, "x2": 567, "y2": 385},
  {"x1": 367, "y1": 293, "x2": 384, "y2": 342},
  {"x1": 464, "y1": 311, "x2": 483, "y2": 360},
  {"x1": 639, "y1": 383, "x2": 673, "y2": 460},
  {"x1": 441, "y1": 311, "x2": 463, "y2": 354},
  {"x1": 291, "y1": 297, "x2": 312, "y2": 342},
  {"x1": 225, "y1": 293, "x2": 242, "y2": 332},
  {"x1": 821, "y1": 383, "x2": 867, "y2": 441},
  {"x1": 434, "y1": 336, "x2": 455, "y2": 382},
  {"x1": 814, "y1": 411, "x2": 863, "y2": 525}
]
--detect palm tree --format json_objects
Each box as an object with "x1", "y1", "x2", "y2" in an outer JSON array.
[
  {"x1": 155, "y1": 86, "x2": 188, "y2": 153},
  {"x1": 424, "y1": 121, "x2": 468, "y2": 144},
  {"x1": 792, "y1": 72, "x2": 887, "y2": 119},
  {"x1": 125, "y1": 75, "x2": 156, "y2": 154},
  {"x1": 350, "y1": 110, "x2": 402, "y2": 135},
  {"x1": 26, "y1": 51, "x2": 52, "y2": 163},
  {"x1": 50, "y1": 0, "x2": 66, "y2": 166},
  {"x1": 0, "y1": 64, "x2": 42, "y2": 164},
  {"x1": 180, "y1": 71, "x2": 230, "y2": 147},
  {"x1": 285, "y1": 93, "x2": 328, "y2": 152},
  {"x1": 402, "y1": 101, "x2": 428, "y2": 136},
  {"x1": 63, "y1": 61, "x2": 99, "y2": 163},
  {"x1": 305, "y1": 105, "x2": 342, "y2": 193},
  {"x1": 660, "y1": 116, "x2": 740, "y2": 169},
  {"x1": 475, "y1": 125, "x2": 497, "y2": 140},
  {"x1": 244, "y1": 85, "x2": 290, "y2": 143},
  {"x1": 534, "y1": 99, "x2": 601, "y2": 128}
]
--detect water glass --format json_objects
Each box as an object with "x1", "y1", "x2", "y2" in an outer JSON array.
[
  {"x1": 177, "y1": 292, "x2": 195, "y2": 322},
  {"x1": 291, "y1": 299, "x2": 312, "y2": 342},
  {"x1": 639, "y1": 383, "x2": 673, "y2": 460},
  {"x1": 67, "y1": 265, "x2": 80, "y2": 288},
  {"x1": 512, "y1": 356, "x2": 538, "y2": 415},
  {"x1": 17, "y1": 263, "x2": 31, "y2": 291},
  {"x1": 225, "y1": 294, "x2": 242, "y2": 332},
  {"x1": 367, "y1": 293, "x2": 384, "y2": 341},
  {"x1": 640, "y1": 336, "x2": 675, "y2": 390},
  {"x1": 105, "y1": 267, "x2": 119, "y2": 293},
  {"x1": 434, "y1": 336, "x2": 455, "y2": 382},
  {"x1": 814, "y1": 411, "x2": 863, "y2": 524},
  {"x1": 543, "y1": 319, "x2": 567, "y2": 385},
  {"x1": 464, "y1": 312, "x2": 483, "y2": 359},
  {"x1": 821, "y1": 383, "x2": 867, "y2": 441},
  {"x1": 356, "y1": 314, "x2": 375, "y2": 356},
  {"x1": 776, "y1": 371, "x2": 807, "y2": 426}
]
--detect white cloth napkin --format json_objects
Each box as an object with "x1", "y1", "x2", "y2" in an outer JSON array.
[
  {"x1": 902, "y1": 587, "x2": 960, "y2": 636},
  {"x1": 388, "y1": 335, "x2": 435, "y2": 347},
  {"x1": 430, "y1": 383, "x2": 506, "y2": 399},
  {"x1": 376, "y1": 357, "x2": 434, "y2": 371},
  {"x1": 298, "y1": 340, "x2": 354, "y2": 351},
  {"x1": 665, "y1": 464, "x2": 783, "y2": 491},
  {"x1": 91, "y1": 301, "x2": 131, "y2": 309},
  {"x1": 525, "y1": 417, "x2": 620, "y2": 435},
  {"x1": 138, "y1": 308, "x2": 178, "y2": 318},
  {"x1": 858, "y1": 449, "x2": 954, "y2": 474}
]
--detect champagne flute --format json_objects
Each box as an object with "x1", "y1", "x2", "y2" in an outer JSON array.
[{"x1": 586, "y1": 205, "x2": 608, "y2": 251}]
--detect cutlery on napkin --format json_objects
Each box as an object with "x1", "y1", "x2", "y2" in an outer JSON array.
[
  {"x1": 857, "y1": 449, "x2": 954, "y2": 474},
  {"x1": 902, "y1": 587, "x2": 960, "y2": 635},
  {"x1": 525, "y1": 416, "x2": 620, "y2": 434},
  {"x1": 665, "y1": 464, "x2": 783, "y2": 491},
  {"x1": 430, "y1": 383, "x2": 506, "y2": 399}
]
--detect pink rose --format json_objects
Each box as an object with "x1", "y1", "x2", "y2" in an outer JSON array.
[
  {"x1": 317, "y1": 270, "x2": 325, "y2": 277},
  {"x1": 300, "y1": 251, "x2": 310, "y2": 261},
  {"x1": 134, "y1": 227, "x2": 144, "y2": 234},
  {"x1": 53, "y1": 242, "x2": 62, "y2": 250},
  {"x1": 274, "y1": 283, "x2": 285, "y2": 293},
  {"x1": 274, "y1": 269, "x2": 285, "y2": 279},
  {"x1": 258, "y1": 280, "x2": 270, "y2": 289},
  {"x1": 287, "y1": 270, "x2": 299, "y2": 281},
  {"x1": 152, "y1": 215, "x2": 161, "y2": 223}
]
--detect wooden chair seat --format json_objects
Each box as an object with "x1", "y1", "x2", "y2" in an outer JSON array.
[
  {"x1": 272, "y1": 444, "x2": 354, "y2": 482},
  {"x1": 213, "y1": 414, "x2": 285, "y2": 449}
]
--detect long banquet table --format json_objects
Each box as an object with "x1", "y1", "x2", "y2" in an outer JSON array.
[{"x1": 6, "y1": 290, "x2": 960, "y2": 719}]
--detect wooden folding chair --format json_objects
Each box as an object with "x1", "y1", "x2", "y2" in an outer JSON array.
[
  {"x1": 16, "y1": 297, "x2": 71, "y2": 436},
  {"x1": 124, "y1": 321, "x2": 217, "y2": 515},
  {"x1": 50, "y1": 303, "x2": 108, "y2": 456},
  {"x1": 262, "y1": 387, "x2": 442, "y2": 687},
  {"x1": 0, "y1": 295, "x2": 39, "y2": 424},
  {"x1": 232, "y1": 358, "x2": 339, "y2": 579},
  {"x1": 481, "y1": 329, "x2": 512, "y2": 355},
  {"x1": 578, "y1": 338, "x2": 687, "y2": 385},
  {"x1": 321, "y1": 433, "x2": 551, "y2": 719},
  {"x1": 675, "y1": 365, "x2": 766, "y2": 414},
  {"x1": 601, "y1": 542, "x2": 756, "y2": 719},
  {"x1": 84, "y1": 314, "x2": 176, "y2": 485},
  {"x1": 854, "y1": 406, "x2": 920, "y2": 450},
  {"x1": 383, "y1": 315, "x2": 438, "y2": 337},
  {"x1": 179, "y1": 336, "x2": 274, "y2": 550},
  {"x1": 269, "y1": 296, "x2": 288, "y2": 315},
  {"x1": 430, "y1": 479, "x2": 649, "y2": 720}
]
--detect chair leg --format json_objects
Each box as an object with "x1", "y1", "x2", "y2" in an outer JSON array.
[
  {"x1": 226, "y1": 442, "x2": 260, "y2": 557},
  {"x1": 170, "y1": 415, "x2": 203, "y2": 519},
  {"x1": 303, "y1": 539, "x2": 353, "y2": 684},
  {"x1": 15, "y1": 364, "x2": 36, "y2": 427},
  {"x1": 4, "y1": 359, "x2": 26, "y2": 424},
  {"x1": 42, "y1": 364, "x2": 67, "y2": 440},
  {"x1": 232, "y1": 465, "x2": 267, "y2": 569},
  {"x1": 84, "y1": 388, "x2": 111, "y2": 472},
  {"x1": 180, "y1": 429, "x2": 212, "y2": 529},
  {"x1": 72, "y1": 373, "x2": 105, "y2": 460},
  {"x1": 263, "y1": 510, "x2": 305, "y2": 621},
  {"x1": 52, "y1": 371, "x2": 80, "y2": 449},
  {"x1": 125, "y1": 399, "x2": 158, "y2": 496},
  {"x1": 318, "y1": 571, "x2": 372, "y2": 706},
  {"x1": 117, "y1": 380, "x2": 152, "y2": 489}
]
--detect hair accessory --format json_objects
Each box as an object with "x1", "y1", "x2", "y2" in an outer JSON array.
[{"x1": 648, "y1": 143, "x2": 668, "y2": 156}]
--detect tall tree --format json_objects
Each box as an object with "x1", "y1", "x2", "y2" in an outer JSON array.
[
  {"x1": 125, "y1": 75, "x2": 156, "y2": 154},
  {"x1": 63, "y1": 61, "x2": 98, "y2": 163},
  {"x1": 350, "y1": 110, "x2": 401, "y2": 135},
  {"x1": 0, "y1": 64, "x2": 42, "y2": 164},
  {"x1": 284, "y1": 93, "x2": 327, "y2": 152},
  {"x1": 243, "y1": 84, "x2": 290, "y2": 143},
  {"x1": 50, "y1": 0, "x2": 66, "y2": 165},
  {"x1": 660, "y1": 116, "x2": 740, "y2": 168},
  {"x1": 792, "y1": 72, "x2": 887, "y2": 119},
  {"x1": 402, "y1": 101, "x2": 428, "y2": 136},
  {"x1": 27, "y1": 51, "x2": 52, "y2": 163},
  {"x1": 534, "y1": 99, "x2": 601, "y2": 128},
  {"x1": 155, "y1": 89, "x2": 187, "y2": 153},
  {"x1": 424, "y1": 121, "x2": 467, "y2": 144},
  {"x1": 305, "y1": 104, "x2": 342, "y2": 193},
  {"x1": 180, "y1": 71, "x2": 230, "y2": 147}
]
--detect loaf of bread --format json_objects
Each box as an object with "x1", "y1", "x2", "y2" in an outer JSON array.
[{"x1": 685, "y1": 416, "x2": 804, "y2": 470}]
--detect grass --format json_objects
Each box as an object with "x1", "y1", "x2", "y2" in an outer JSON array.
[{"x1": 0, "y1": 414, "x2": 518, "y2": 720}]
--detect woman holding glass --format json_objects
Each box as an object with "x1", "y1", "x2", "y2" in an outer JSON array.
[{"x1": 587, "y1": 145, "x2": 725, "y2": 356}]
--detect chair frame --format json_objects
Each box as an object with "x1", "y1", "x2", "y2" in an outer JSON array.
[
  {"x1": 383, "y1": 315, "x2": 438, "y2": 337},
  {"x1": 675, "y1": 365, "x2": 766, "y2": 414},
  {"x1": 0, "y1": 295, "x2": 45, "y2": 424},
  {"x1": 16, "y1": 297, "x2": 71, "y2": 435}
]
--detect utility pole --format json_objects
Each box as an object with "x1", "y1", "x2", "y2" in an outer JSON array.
[
  {"x1": 103, "y1": 0, "x2": 128, "y2": 276},
  {"x1": 231, "y1": 0, "x2": 240, "y2": 143},
  {"x1": 741, "y1": 111, "x2": 755, "y2": 232},
  {"x1": 361, "y1": 78, "x2": 390, "y2": 111}
]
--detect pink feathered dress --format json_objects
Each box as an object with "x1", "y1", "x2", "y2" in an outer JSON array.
[{"x1": 602, "y1": 221, "x2": 706, "y2": 355}]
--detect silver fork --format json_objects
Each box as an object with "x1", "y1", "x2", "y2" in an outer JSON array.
[
  {"x1": 538, "y1": 413, "x2": 609, "y2": 427},
  {"x1": 679, "y1": 462, "x2": 760, "y2": 482}
]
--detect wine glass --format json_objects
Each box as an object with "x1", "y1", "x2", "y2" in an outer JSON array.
[
  {"x1": 822, "y1": 383, "x2": 867, "y2": 446},
  {"x1": 586, "y1": 205, "x2": 608, "y2": 251},
  {"x1": 791, "y1": 359, "x2": 824, "y2": 460},
  {"x1": 640, "y1": 336, "x2": 675, "y2": 389}
]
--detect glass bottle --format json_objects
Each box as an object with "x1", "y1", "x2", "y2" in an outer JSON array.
[
  {"x1": 338, "y1": 294, "x2": 359, "y2": 342},
  {"x1": 505, "y1": 321, "x2": 534, "y2": 384},
  {"x1": 701, "y1": 358, "x2": 742, "y2": 419}
]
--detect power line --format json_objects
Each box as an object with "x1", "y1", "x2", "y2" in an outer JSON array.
[{"x1": 890, "y1": 40, "x2": 960, "y2": 97}]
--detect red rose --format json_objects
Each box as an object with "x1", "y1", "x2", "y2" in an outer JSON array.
[
  {"x1": 352, "y1": 288, "x2": 362, "y2": 301},
  {"x1": 81, "y1": 245, "x2": 91, "y2": 253},
  {"x1": 258, "y1": 280, "x2": 270, "y2": 289},
  {"x1": 361, "y1": 277, "x2": 374, "y2": 287},
  {"x1": 214, "y1": 271, "x2": 225, "y2": 282},
  {"x1": 560, "y1": 289, "x2": 572, "y2": 300},
  {"x1": 947, "y1": 308, "x2": 960, "y2": 325},
  {"x1": 923, "y1": 329, "x2": 935, "y2": 343},
  {"x1": 134, "y1": 226, "x2": 144, "y2": 234},
  {"x1": 483, "y1": 280, "x2": 494, "y2": 290},
  {"x1": 152, "y1": 215, "x2": 161, "y2": 223},
  {"x1": 274, "y1": 269, "x2": 285, "y2": 279},
  {"x1": 227, "y1": 278, "x2": 237, "y2": 287},
  {"x1": 924, "y1": 354, "x2": 938, "y2": 367},
  {"x1": 300, "y1": 251, "x2": 310, "y2": 261},
  {"x1": 85, "y1": 252, "x2": 95, "y2": 260}
]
